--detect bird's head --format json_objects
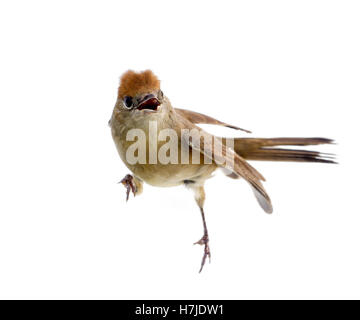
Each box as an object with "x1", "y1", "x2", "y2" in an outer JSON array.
[{"x1": 116, "y1": 70, "x2": 165, "y2": 114}]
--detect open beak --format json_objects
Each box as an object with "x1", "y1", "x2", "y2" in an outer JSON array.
[{"x1": 137, "y1": 94, "x2": 160, "y2": 111}]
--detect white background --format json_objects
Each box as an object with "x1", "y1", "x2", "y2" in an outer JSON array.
[{"x1": 0, "y1": 0, "x2": 358, "y2": 299}]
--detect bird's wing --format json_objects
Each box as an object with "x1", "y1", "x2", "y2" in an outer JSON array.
[
  {"x1": 174, "y1": 108, "x2": 251, "y2": 133},
  {"x1": 176, "y1": 115, "x2": 272, "y2": 213}
]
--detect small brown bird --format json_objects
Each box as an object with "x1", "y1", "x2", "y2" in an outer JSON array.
[{"x1": 109, "y1": 70, "x2": 335, "y2": 272}]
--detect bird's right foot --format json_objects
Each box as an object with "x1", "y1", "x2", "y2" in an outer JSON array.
[
  {"x1": 194, "y1": 233, "x2": 211, "y2": 273},
  {"x1": 120, "y1": 174, "x2": 137, "y2": 201}
]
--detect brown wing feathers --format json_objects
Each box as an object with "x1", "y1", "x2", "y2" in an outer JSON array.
[
  {"x1": 177, "y1": 114, "x2": 273, "y2": 213},
  {"x1": 175, "y1": 108, "x2": 334, "y2": 214},
  {"x1": 175, "y1": 108, "x2": 335, "y2": 164}
]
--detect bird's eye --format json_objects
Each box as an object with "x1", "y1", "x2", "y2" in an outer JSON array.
[{"x1": 124, "y1": 96, "x2": 133, "y2": 109}]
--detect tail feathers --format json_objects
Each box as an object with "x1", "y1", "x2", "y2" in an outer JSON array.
[
  {"x1": 240, "y1": 148, "x2": 336, "y2": 163},
  {"x1": 232, "y1": 137, "x2": 336, "y2": 164}
]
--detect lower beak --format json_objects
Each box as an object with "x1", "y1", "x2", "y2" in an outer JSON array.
[{"x1": 137, "y1": 95, "x2": 160, "y2": 111}]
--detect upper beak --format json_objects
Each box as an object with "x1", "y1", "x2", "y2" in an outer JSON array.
[{"x1": 137, "y1": 94, "x2": 160, "y2": 111}]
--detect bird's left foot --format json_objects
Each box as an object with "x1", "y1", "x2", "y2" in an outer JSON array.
[
  {"x1": 194, "y1": 234, "x2": 211, "y2": 273},
  {"x1": 120, "y1": 174, "x2": 137, "y2": 201}
]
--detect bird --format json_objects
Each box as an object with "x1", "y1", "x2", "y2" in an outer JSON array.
[{"x1": 109, "y1": 69, "x2": 335, "y2": 272}]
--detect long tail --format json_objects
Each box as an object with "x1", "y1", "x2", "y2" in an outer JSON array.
[{"x1": 231, "y1": 137, "x2": 336, "y2": 164}]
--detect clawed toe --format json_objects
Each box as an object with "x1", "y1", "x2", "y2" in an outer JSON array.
[
  {"x1": 120, "y1": 174, "x2": 137, "y2": 201},
  {"x1": 194, "y1": 234, "x2": 208, "y2": 246},
  {"x1": 194, "y1": 234, "x2": 211, "y2": 273}
]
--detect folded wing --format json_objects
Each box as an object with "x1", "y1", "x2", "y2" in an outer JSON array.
[{"x1": 176, "y1": 114, "x2": 273, "y2": 214}]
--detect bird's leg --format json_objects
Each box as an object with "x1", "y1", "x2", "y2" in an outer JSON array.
[
  {"x1": 119, "y1": 174, "x2": 143, "y2": 201},
  {"x1": 194, "y1": 206, "x2": 211, "y2": 273},
  {"x1": 188, "y1": 184, "x2": 210, "y2": 273}
]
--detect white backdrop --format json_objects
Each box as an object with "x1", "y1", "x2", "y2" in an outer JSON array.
[{"x1": 0, "y1": 0, "x2": 358, "y2": 299}]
